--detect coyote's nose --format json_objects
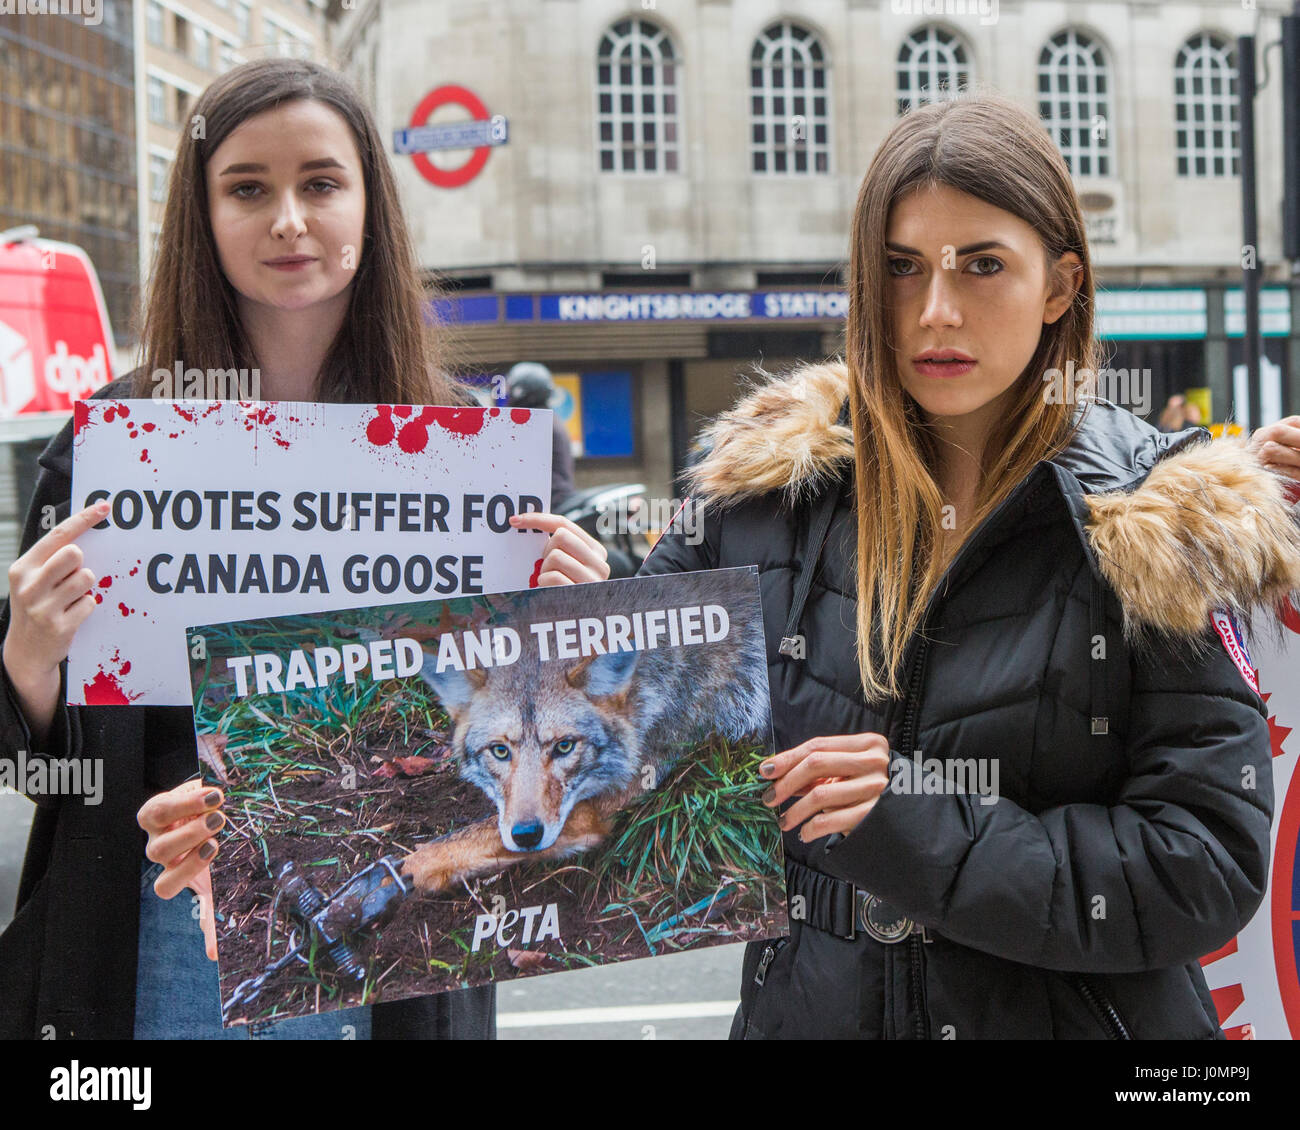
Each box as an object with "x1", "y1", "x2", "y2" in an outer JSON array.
[{"x1": 511, "y1": 821, "x2": 544, "y2": 850}]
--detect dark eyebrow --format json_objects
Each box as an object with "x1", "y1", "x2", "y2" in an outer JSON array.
[
  {"x1": 217, "y1": 157, "x2": 347, "y2": 176},
  {"x1": 885, "y1": 239, "x2": 1013, "y2": 257}
]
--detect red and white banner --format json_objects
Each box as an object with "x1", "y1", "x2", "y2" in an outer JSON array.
[{"x1": 1199, "y1": 597, "x2": 1300, "y2": 1039}]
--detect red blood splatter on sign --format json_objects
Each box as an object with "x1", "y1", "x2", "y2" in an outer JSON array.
[
  {"x1": 394, "y1": 406, "x2": 413, "y2": 419},
  {"x1": 93, "y1": 593, "x2": 103, "y2": 604},
  {"x1": 366, "y1": 405, "x2": 396, "y2": 446},
  {"x1": 172, "y1": 404, "x2": 196, "y2": 423},
  {"x1": 73, "y1": 400, "x2": 91, "y2": 436},
  {"x1": 97, "y1": 576, "x2": 112, "y2": 589},
  {"x1": 128, "y1": 565, "x2": 139, "y2": 577},
  {"x1": 528, "y1": 557, "x2": 544, "y2": 588},
  {"x1": 510, "y1": 408, "x2": 530, "y2": 424},
  {"x1": 117, "y1": 405, "x2": 130, "y2": 418},
  {"x1": 118, "y1": 602, "x2": 131, "y2": 617},
  {"x1": 120, "y1": 660, "x2": 131, "y2": 674},
  {"x1": 83, "y1": 669, "x2": 131, "y2": 704},
  {"x1": 489, "y1": 407, "x2": 500, "y2": 417},
  {"x1": 429, "y1": 407, "x2": 485, "y2": 437},
  {"x1": 140, "y1": 449, "x2": 149, "y2": 463},
  {"x1": 104, "y1": 406, "x2": 117, "y2": 423},
  {"x1": 142, "y1": 421, "x2": 156, "y2": 433},
  {"x1": 128, "y1": 428, "x2": 138, "y2": 439},
  {"x1": 397, "y1": 407, "x2": 438, "y2": 454}
]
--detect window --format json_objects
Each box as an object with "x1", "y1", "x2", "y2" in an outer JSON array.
[
  {"x1": 177, "y1": 89, "x2": 191, "y2": 124},
  {"x1": 596, "y1": 19, "x2": 680, "y2": 173},
  {"x1": 150, "y1": 154, "x2": 168, "y2": 202},
  {"x1": 896, "y1": 25, "x2": 971, "y2": 115},
  {"x1": 1038, "y1": 29, "x2": 1112, "y2": 176},
  {"x1": 174, "y1": 15, "x2": 188, "y2": 55},
  {"x1": 193, "y1": 27, "x2": 210, "y2": 69},
  {"x1": 750, "y1": 21, "x2": 830, "y2": 175},
  {"x1": 235, "y1": 2, "x2": 251, "y2": 41},
  {"x1": 147, "y1": 76, "x2": 165, "y2": 122},
  {"x1": 1174, "y1": 33, "x2": 1238, "y2": 177},
  {"x1": 146, "y1": 1, "x2": 163, "y2": 45}
]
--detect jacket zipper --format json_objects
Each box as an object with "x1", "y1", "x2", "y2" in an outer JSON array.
[
  {"x1": 1070, "y1": 974, "x2": 1132, "y2": 1040},
  {"x1": 898, "y1": 635, "x2": 932, "y2": 1040},
  {"x1": 886, "y1": 471, "x2": 1054, "y2": 1040},
  {"x1": 742, "y1": 938, "x2": 789, "y2": 1039}
]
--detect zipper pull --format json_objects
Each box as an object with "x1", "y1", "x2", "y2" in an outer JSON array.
[{"x1": 754, "y1": 942, "x2": 778, "y2": 986}]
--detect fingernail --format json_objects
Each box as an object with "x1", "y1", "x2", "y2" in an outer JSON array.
[
  {"x1": 205, "y1": 812, "x2": 223, "y2": 831},
  {"x1": 759, "y1": 761, "x2": 775, "y2": 778},
  {"x1": 203, "y1": 790, "x2": 220, "y2": 807},
  {"x1": 761, "y1": 786, "x2": 776, "y2": 806},
  {"x1": 199, "y1": 840, "x2": 217, "y2": 860}
]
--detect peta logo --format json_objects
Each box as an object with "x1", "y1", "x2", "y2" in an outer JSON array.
[
  {"x1": 49, "y1": 1060, "x2": 150, "y2": 1110},
  {"x1": 471, "y1": 902, "x2": 561, "y2": 952}
]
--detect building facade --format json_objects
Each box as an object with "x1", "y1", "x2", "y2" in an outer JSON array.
[
  {"x1": 1, "y1": 2, "x2": 138, "y2": 349},
  {"x1": 352, "y1": 0, "x2": 1297, "y2": 499}
]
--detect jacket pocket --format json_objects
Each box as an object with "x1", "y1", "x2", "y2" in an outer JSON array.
[{"x1": 737, "y1": 936, "x2": 791, "y2": 1040}]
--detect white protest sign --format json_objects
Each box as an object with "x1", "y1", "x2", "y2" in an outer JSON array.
[
  {"x1": 68, "y1": 399, "x2": 552, "y2": 705},
  {"x1": 1199, "y1": 596, "x2": 1300, "y2": 1039}
]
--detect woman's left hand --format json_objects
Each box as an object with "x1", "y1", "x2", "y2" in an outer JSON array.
[
  {"x1": 1248, "y1": 415, "x2": 1300, "y2": 483},
  {"x1": 760, "y1": 732, "x2": 892, "y2": 842},
  {"x1": 508, "y1": 512, "x2": 611, "y2": 585}
]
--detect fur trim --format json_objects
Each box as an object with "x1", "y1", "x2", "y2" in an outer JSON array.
[
  {"x1": 684, "y1": 360, "x2": 1300, "y2": 638},
  {"x1": 683, "y1": 361, "x2": 853, "y2": 507},
  {"x1": 1085, "y1": 437, "x2": 1300, "y2": 639}
]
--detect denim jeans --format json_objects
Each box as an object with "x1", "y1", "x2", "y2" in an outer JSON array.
[{"x1": 133, "y1": 859, "x2": 372, "y2": 1040}]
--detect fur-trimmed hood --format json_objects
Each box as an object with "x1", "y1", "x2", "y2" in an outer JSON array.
[{"x1": 683, "y1": 361, "x2": 1300, "y2": 642}]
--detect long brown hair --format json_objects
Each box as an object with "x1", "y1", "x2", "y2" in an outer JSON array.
[
  {"x1": 848, "y1": 90, "x2": 1100, "y2": 702},
  {"x1": 134, "y1": 57, "x2": 460, "y2": 404}
]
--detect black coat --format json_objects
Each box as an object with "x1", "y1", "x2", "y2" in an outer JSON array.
[
  {"x1": 0, "y1": 374, "x2": 495, "y2": 1039},
  {"x1": 637, "y1": 361, "x2": 1300, "y2": 1039}
]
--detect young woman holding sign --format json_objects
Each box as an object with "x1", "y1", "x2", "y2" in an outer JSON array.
[
  {"x1": 636, "y1": 92, "x2": 1300, "y2": 1038},
  {"x1": 0, "y1": 58, "x2": 609, "y2": 1040}
]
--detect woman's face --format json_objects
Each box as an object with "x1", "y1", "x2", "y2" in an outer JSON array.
[
  {"x1": 884, "y1": 182, "x2": 1079, "y2": 427},
  {"x1": 206, "y1": 99, "x2": 365, "y2": 314}
]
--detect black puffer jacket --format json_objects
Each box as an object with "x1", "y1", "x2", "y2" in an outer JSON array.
[{"x1": 638, "y1": 361, "x2": 1300, "y2": 1039}]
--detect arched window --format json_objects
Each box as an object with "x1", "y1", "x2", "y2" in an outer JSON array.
[
  {"x1": 1174, "y1": 33, "x2": 1239, "y2": 177},
  {"x1": 596, "y1": 19, "x2": 680, "y2": 173},
  {"x1": 1038, "y1": 29, "x2": 1112, "y2": 176},
  {"x1": 896, "y1": 25, "x2": 971, "y2": 115},
  {"x1": 750, "y1": 21, "x2": 830, "y2": 174}
]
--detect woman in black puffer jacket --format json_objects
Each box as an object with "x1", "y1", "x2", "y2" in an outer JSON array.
[{"x1": 637, "y1": 93, "x2": 1300, "y2": 1039}]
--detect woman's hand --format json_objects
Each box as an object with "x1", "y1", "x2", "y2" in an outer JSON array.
[
  {"x1": 3, "y1": 501, "x2": 109, "y2": 688},
  {"x1": 137, "y1": 779, "x2": 225, "y2": 961},
  {"x1": 760, "y1": 732, "x2": 892, "y2": 842},
  {"x1": 507, "y1": 512, "x2": 611, "y2": 585},
  {"x1": 1248, "y1": 415, "x2": 1300, "y2": 484}
]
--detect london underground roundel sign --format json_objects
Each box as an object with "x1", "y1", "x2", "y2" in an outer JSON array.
[{"x1": 396, "y1": 85, "x2": 508, "y2": 189}]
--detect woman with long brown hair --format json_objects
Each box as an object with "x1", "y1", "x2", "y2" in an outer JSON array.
[
  {"x1": 0, "y1": 58, "x2": 609, "y2": 1040},
  {"x1": 638, "y1": 90, "x2": 1300, "y2": 1038}
]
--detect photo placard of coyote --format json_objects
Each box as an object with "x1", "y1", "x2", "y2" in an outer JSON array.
[{"x1": 401, "y1": 570, "x2": 771, "y2": 893}]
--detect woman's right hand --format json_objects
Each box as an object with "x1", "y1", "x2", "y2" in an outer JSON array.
[
  {"x1": 3, "y1": 500, "x2": 110, "y2": 693},
  {"x1": 137, "y1": 779, "x2": 225, "y2": 960}
]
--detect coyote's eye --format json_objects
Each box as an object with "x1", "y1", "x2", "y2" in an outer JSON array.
[
  {"x1": 487, "y1": 742, "x2": 511, "y2": 761},
  {"x1": 552, "y1": 738, "x2": 577, "y2": 757}
]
